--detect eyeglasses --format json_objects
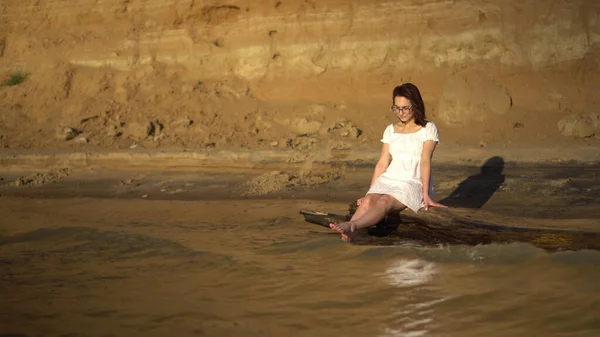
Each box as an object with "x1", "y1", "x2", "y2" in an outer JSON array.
[{"x1": 391, "y1": 105, "x2": 413, "y2": 113}]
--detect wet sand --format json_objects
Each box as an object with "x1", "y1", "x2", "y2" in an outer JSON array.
[{"x1": 1, "y1": 162, "x2": 599, "y2": 336}]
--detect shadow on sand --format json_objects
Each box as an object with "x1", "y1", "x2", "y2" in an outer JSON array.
[{"x1": 438, "y1": 156, "x2": 505, "y2": 209}]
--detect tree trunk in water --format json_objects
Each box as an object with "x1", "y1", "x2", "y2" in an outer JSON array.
[{"x1": 299, "y1": 202, "x2": 600, "y2": 252}]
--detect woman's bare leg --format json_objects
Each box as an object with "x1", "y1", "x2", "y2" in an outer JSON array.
[
  {"x1": 354, "y1": 195, "x2": 406, "y2": 229},
  {"x1": 330, "y1": 195, "x2": 406, "y2": 241},
  {"x1": 350, "y1": 194, "x2": 381, "y2": 221}
]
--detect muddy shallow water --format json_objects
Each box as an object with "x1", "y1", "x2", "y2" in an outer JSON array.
[{"x1": 1, "y1": 163, "x2": 599, "y2": 336}]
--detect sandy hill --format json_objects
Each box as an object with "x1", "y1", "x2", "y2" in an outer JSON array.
[{"x1": 0, "y1": 0, "x2": 599, "y2": 160}]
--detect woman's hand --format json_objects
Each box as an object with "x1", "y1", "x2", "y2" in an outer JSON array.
[{"x1": 423, "y1": 195, "x2": 447, "y2": 211}]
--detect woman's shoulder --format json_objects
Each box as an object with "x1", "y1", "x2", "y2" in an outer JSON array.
[
  {"x1": 380, "y1": 123, "x2": 396, "y2": 143},
  {"x1": 382, "y1": 123, "x2": 395, "y2": 134},
  {"x1": 422, "y1": 120, "x2": 440, "y2": 142},
  {"x1": 424, "y1": 120, "x2": 437, "y2": 129}
]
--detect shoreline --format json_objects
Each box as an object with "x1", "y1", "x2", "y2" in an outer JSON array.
[
  {"x1": 1, "y1": 144, "x2": 599, "y2": 173},
  {"x1": 1, "y1": 146, "x2": 598, "y2": 232}
]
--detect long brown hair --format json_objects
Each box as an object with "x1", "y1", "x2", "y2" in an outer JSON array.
[{"x1": 392, "y1": 83, "x2": 427, "y2": 127}]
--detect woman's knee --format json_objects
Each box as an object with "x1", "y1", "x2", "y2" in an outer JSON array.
[
  {"x1": 376, "y1": 195, "x2": 406, "y2": 211},
  {"x1": 360, "y1": 194, "x2": 377, "y2": 207},
  {"x1": 375, "y1": 195, "x2": 395, "y2": 207}
]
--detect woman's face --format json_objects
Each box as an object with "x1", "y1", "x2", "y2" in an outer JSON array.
[{"x1": 392, "y1": 96, "x2": 414, "y2": 123}]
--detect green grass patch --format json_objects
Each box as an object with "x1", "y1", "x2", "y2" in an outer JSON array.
[{"x1": 0, "y1": 71, "x2": 28, "y2": 87}]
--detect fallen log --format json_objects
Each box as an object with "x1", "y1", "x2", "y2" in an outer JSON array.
[{"x1": 299, "y1": 203, "x2": 600, "y2": 252}]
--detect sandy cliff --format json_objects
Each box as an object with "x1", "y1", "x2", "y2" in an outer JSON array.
[{"x1": 0, "y1": 0, "x2": 599, "y2": 158}]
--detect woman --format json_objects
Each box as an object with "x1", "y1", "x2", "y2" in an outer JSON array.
[{"x1": 330, "y1": 83, "x2": 447, "y2": 241}]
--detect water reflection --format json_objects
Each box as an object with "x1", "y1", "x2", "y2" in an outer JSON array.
[
  {"x1": 381, "y1": 259, "x2": 449, "y2": 337},
  {"x1": 384, "y1": 259, "x2": 436, "y2": 288}
]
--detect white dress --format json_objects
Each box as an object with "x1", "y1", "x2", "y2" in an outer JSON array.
[{"x1": 366, "y1": 121, "x2": 440, "y2": 213}]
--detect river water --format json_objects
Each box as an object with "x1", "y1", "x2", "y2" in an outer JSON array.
[{"x1": 1, "y1": 191, "x2": 599, "y2": 337}]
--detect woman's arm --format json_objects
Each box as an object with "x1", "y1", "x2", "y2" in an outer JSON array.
[
  {"x1": 420, "y1": 140, "x2": 436, "y2": 197},
  {"x1": 420, "y1": 140, "x2": 447, "y2": 210},
  {"x1": 370, "y1": 143, "x2": 391, "y2": 187}
]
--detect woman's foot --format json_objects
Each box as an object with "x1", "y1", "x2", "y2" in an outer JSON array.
[{"x1": 329, "y1": 221, "x2": 358, "y2": 242}]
